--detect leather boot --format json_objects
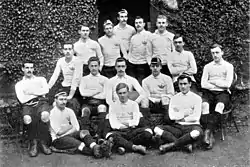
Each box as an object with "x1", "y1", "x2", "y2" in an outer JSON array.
[
  {"x1": 206, "y1": 132, "x2": 215, "y2": 150},
  {"x1": 184, "y1": 144, "x2": 193, "y2": 153},
  {"x1": 92, "y1": 144, "x2": 102, "y2": 158},
  {"x1": 40, "y1": 140, "x2": 52, "y2": 155},
  {"x1": 29, "y1": 139, "x2": 38, "y2": 157},
  {"x1": 159, "y1": 142, "x2": 175, "y2": 154},
  {"x1": 203, "y1": 129, "x2": 211, "y2": 146}
]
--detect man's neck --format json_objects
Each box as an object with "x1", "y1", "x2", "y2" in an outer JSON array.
[
  {"x1": 176, "y1": 49, "x2": 184, "y2": 53},
  {"x1": 118, "y1": 23, "x2": 127, "y2": 28},
  {"x1": 153, "y1": 73, "x2": 160, "y2": 78},
  {"x1": 80, "y1": 37, "x2": 89, "y2": 42},
  {"x1": 24, "y1": 75, "x2": 34, "y2": 79},
  {"x1": 158, "y1": 29, "x2": 166, "y2": 34},
  {"x1": 137, "y1": 29, "x2": 144, "y2": 33},
  {"x1": 56, "y1": 106, "x2": 65, "y2": 111},
  {"x1": 65, "y1": 56, "x2": 73, "y2": 63},
  {"x1": 117, "y1": 73, "x2": 125, "y2": 78}
]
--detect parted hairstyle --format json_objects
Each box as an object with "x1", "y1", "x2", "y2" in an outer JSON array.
[
  {"x1": 116, "y1": 83, "x2": 129, "y2": 93},
  {"x1": 88, "y1": 56, "x2": 100, "y2": 66}
]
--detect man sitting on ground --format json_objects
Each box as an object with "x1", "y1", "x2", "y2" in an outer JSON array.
[
  {"x1": 153, "y1": 74, "x2": 203, "y2": 153},
  {"x1": 103, "y1": 83, "x2": 154, "y2": 155},
  {"x1": 15, "y1": 61, "x2": 52, "y2": 157},
  {"x1": 49, "y1": 91, "x2": 111, "y2": 158}
]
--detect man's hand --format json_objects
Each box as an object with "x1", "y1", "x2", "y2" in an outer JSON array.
[
  {"x1": 57, "y1": 124, "x2": 73, "y2": 136},
  {"x1": 24, "y1": 89, "x2": 34, "y2": 95},
  {"x1": 173, "y1": 107, "x2": 179, "y2": 112},
  {"x1": 119, "y1": 124, "x2": 128, "y2": 129},
  {"x1": 122, "y1": 122, "x2": 129, "y2": 127}
]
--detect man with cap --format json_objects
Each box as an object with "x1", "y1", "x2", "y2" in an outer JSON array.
[
  {"x1": 167, "y1": 34, "x2": 198, "y2": 94},
  {"x1": 148, "y1": 15, "x2": 174, "y2": 78},
  {"x1": 105, "y1": 57, "x2": 146, "y2": 106},
  {"x1": 200, "y1": 43, "x2": 234, "y2": 149},
  {"x1": 103, "y1": 83, "x2": 154, "y2": 155},
  {"x1": 98, "y1": 20, "x2": 127, "y2": 78},
  {"x1": 68, "y1": 23, "x2": 104, "y2": 100},
  {"x1": 48, "y1": 41, "x2": 76, "y2": 94},
  {"x1": 153, "y1": 74, "x2": 203, "y2": 154},
  {"x1": 49, "y1": 91, "x2": 112, "y2": 158},
  {"x1": 113, "y1": 9, "x2": 136, "y2": 53},
  {"x1": 15, "y1": 61, "x2": 52, "y2": 157},
  {"x1": 126, "y1": 16, "x2": 152, "y2": 85},
  {"x1": 141, "y1": 57, "x2": 174, "y2": 120}
]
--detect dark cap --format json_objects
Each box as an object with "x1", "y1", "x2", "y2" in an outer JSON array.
[{"x1": 151, "y1": 57, "x2": 162, "y2": 65}]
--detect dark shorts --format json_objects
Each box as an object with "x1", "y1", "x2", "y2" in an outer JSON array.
[
  {"x1": 202, "y1": 89, "x2": 230, "y2": 110},
  {"x1": 149, "y1": 101, "x2": 168, "y2": 114},
  {"x1": 101, "y1": 65, "x2": 116, "y2": 78},
  {"x1": 82, "y1": 98, "x2": 106, "y2": 116},
  {"x1": 22, "y1": 98, "x2": 50, "y2": 117}
]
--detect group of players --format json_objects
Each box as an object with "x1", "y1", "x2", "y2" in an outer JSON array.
[{"x1": 15, "y1": 9, "x2": 234, "y2": 158}]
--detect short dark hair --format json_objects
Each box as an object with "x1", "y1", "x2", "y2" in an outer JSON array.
[
  {"x1": 210, "y1": 43, "x2": 223, "y2": 50},
  {"x1": 115, "y1": 57, "x2": 127, "y2": 66},
  {"x1": 177, "y1": 73, "x2": 192, "y2": 83},
  {"x1": 157, "y1": 15, "x2": 168, "y2": 22},
  {"x1": 88, "y1": 56, "x2": 100, "y2": 66},
  {"x1": 135, "y1": 16, "x2": 144, "y2": 22},
  {"x1": 116, "y1": 83, "x2": 129, "y2": 93},
  {"x1": 22, "y1": 61, "x2": 34, "y2": 68},
  {"x1": 62, "y1": 41, "x2": 74, "y2": 48},
  {"x1": 173, "y1": 33, "x2": 184, "y2": 41}
]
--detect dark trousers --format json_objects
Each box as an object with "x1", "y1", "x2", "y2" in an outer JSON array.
[
  {"x1": 201, "y1": 89, "x2": 230, "y2": 131},
  {"x1": 52, "y1": 131, "x2": 95, "y2": 152},
  {"x1": 82, "y1": 98, "x2": 107, "y2": 116},
  {"x1": 159, "y1": 124, "x2": 203, "y2": 146},
  {"x1": 103, "y1": 119, "x2": 153, "y2": 150},
  {"x1": 101, "y1": 65, "x2": 116, "y2": 78},
  {"x1": 22, "y1": 98, "x2": 51, "y2": 142},
  {"x1": 126, "y1": 61, "x2": 151, "y2": 85},
  {"x1": 162, "y1": 64, "x2": 172, "y2": 78}
]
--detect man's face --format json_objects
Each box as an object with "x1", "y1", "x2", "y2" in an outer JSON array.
[
  {"x1": 178, "y1": 78, "x2": 191, "y2": 94},
  {"x1": 117, "y1": 87, "x2": 129, "y2": 103},
  {"x1": 55, "y1": 95, "x2": 67, "y2": 109},
  {"x1": 174, "y1": 37, "x2": 185, "y2": 52},
  {"x1": 150, "y1": 64, "x2": 161, "y2": 77},
  {"x1": 135, "y1": 18, "x2": 145, "y2": 32},
  {"x1": 63, "y1": 44, "x2": 74, "y2": 58},
  {"x1": 115, "y1": 61, "x2": 126, "y2": 76},
  {"x1": 22, "y1": 63, "x2": 34, "y2": 78},
  {"x1": 118, "y1": 13, "x2": 128, "y2": 24},
  {"x1": 89, "y1": 61, "x2": 99, "y2": 76},
  {"x1": 79, "y1": 26, "x2": 90, "y2": 39},
  {"x1": 211, "y1": 47, "x2": 223, "y2": 63},
  {"x1": 104, "y1": 24, "x2": 113, "y2": 37},
  {"x1": 156, "y1": 18, "x2": 168, "y2": 32}
]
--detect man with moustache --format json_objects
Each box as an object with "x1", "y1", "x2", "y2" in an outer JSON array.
[
  {"x1": 48, "y1": 41, "x2": 76, "y2": 94},
  {"x1": 68, "y1": 23, "x2": 104, "y2": 100},
  {"x1": 49, "y1": 91, "x2": 111, "y2": 158},
  {"x1": 15, "y1": 62, "x2": 52, "y2": 157},
  {"x1": 98, "y1": 20, "x2": 127, "y2": 78},
  {"x1": 113, "y1": 9, "x2": 136, "y2": 53},
  {"x1": 105, "y1": 57, "x2": 146, "y2": 106},
  {"x1": 168, "y1": 34, "x2": 198, "y2": 93},
  {"x1": 148, "y1": 15, "x2": 174, "y2": 77},
  {"x1": 153, "y1": 74, "x2": 203, "y2": 154},
  {"x1": 201, "y1": 44, "x2": 234, "y2": 149},
  {"x1": 126, "y1": 16, "x2": 152, "y2": 85}
]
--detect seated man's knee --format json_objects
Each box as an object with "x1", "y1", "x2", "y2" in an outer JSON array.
[
  {"x1": 202, "y1": 102, "x2": 210, "y2": 114},
  {"x1": 141, "y1": 98, "x2": 149, "y2": 108},
  {"x1": 144, "y1": 128, "x2": 153, "y2": 138},
  {"x1": 154, "y1": 126, "x2": 164, "y2": 136},
  {"x1": 23, "y1": 115, "x2": 32, "y2": 125},
  {"x1": 97, "y1": 104, "x2": 107, "y2": 113},
  {"x1": 215, "y1": 102, "x2": 225, "y2": 113},
  {"x1": 81, "y1": 106, "x2": 91, "y2": 117},
  {"x1": 80, "y1": 130, "x2": 90, "y2": 139},
  {"x1": 41, "y1": 111, "x2": 50, "y2": 122},
  {"x1": 190, "y1": 129, "x2": 201, "y2": 139}
]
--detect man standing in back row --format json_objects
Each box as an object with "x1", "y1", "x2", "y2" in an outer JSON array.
[
  {"x1": 148, "y1": 15, "x2": 174, "y2": 78},
  {"x1": 113, "y1": 9, "x2": 136, "y2": 53},
  {"x1": 98, "y1": 20, "x2": 127, "y2": 78},
  {"x1": 126, "y1": 16, "x2": 152, "y2": 85}
]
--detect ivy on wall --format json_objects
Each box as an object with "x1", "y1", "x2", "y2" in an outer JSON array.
[
  {"x1": 152, "y1": 0, "x2": 249, "y2": 84},
  {"x1": 0, "y1": 0, "x2": 99, "y2": 83}
]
